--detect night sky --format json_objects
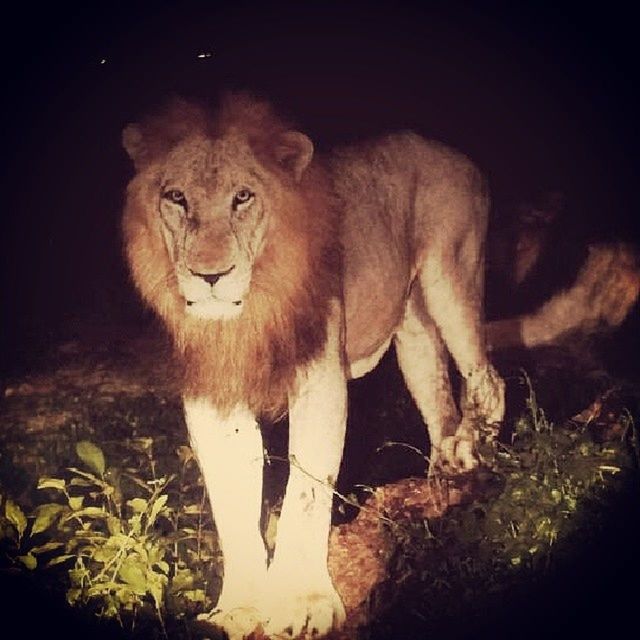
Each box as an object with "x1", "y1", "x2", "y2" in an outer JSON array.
[
  {"x1": 2, "y1": 2, "x2": 639, "y2": 371},
  {"x1": 1, "y1": 5, "x2": 639, "y2": 638}
]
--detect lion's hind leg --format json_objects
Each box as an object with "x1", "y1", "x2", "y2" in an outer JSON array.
[
  {"x1": 414, "y1": 237, "x2": 505, "y2": 473},
  {"x1": 394, "y1": 292, "x2": 468, "y2": 473}
]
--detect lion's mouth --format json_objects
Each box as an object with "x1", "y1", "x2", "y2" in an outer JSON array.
[
  {"x1": 185, "y1": 296, "x2": 244, "y2": 320},
  {"x1": 186, "y1": 300, "x2": 242, "y2": 307}
]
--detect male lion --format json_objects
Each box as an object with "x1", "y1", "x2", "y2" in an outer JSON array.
[{"x1": 122, "y1": 94, "x2": 505, "y2": 639}]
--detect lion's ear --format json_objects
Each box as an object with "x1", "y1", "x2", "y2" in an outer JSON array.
[
  {"x1": 273, "y1": 131, "x2": 314, "y2": 182},
  {"x1": 122, "y1": 124, "x2": 148, "y2": 169}
]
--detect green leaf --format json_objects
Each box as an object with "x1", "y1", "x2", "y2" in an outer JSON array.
[
  {"x1": 68, "y1": 478, "x2": 94, "y2": 488},
  {"x1": 265, "y1": 510, "x2": 279, "y2": 552},
  {"x1": 148, "y1": 494, "x2": 169, "y2": 527},
  {"x1": 66, "y1": 587, "x2": 83, "y2": 606},
  {"x1": 69, "y1": 566, "x2": 90, "y2": 586},
  {"x1": 47, "y1": 554, "x2": 75, "y2": 567},
  {"x1": 127, "y1": 498, "x2": 148, "y2": 513},
  {"x1": 71, "y1": 531, "x2": 106, "y2": 542},
  {"x1": 97, "y1": 598, "x2": 119, "y2": 618},
  {"x1": 170, "y1": 568, "x2": 193, "y2": 592},
  {"x1": 86, "y1": 583, "x2": 111, "y2": 599},
  {"x1": 68, "y1": 468, "x2": 102, "y2": 485},
  {"x1": 65, "y1": 506, "x2": 108, "y2": 521},
  {"x1": 69, "y1": 496, "x2": 84, "y2": 511},
  {"x1": 106, "y1": 533, "x2": 133, "y2": 549},
  {"x1": 93, "y1": 546, "x2": 118, "y2": 564},
  {"x1": 106, "y1": 516, "x2": 122, "y2": 536},
  {"x1": 32, "y1": 504, "x2": 65, "y2": 536},
  {"x1": 17, "y1": 553, "x2": 37, "y2": 570},
  {"x1": 146, "y1": 542, "x2": 164, "y2": 566},
  {"x1": 5, "y1": 499, "x2": 27, "y2": 539},
  {"x1": 182, "y1": 504, "x2": 203, "y2": 514},
  {"x1": 128, "y1": 514, "x2": 142, "y2": 536},
  {"x1": 183, "y1": 589, "x2": 206, "y2": 603},
  {"x1": 30, "y1": 541, "x2": 65, "y2": 555},
  {"x1": 37, "y1": 477, "x2": 67, "y2": 492},
  {"x1": 132, "y1": 540, "x2": 149, "y2": 563},
  {"x1": 76, "y1": 441, "x2": 105, "y2": 477},
  {"x1": 119, "y1": 563, "x2": 147, "y2": 595}
]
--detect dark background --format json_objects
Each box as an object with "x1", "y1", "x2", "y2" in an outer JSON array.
[
  {"x1": 1, "y1": 4, "x2": 639, "y2": 637},
  {"x1": 2, "y1": 1, "x2": 639, "y2": 375}
]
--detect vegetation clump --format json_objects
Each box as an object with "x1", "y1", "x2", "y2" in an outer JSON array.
[
  {"x1": 375, "y1": 372, "x2": 637, "y2": 635},
  {"x1": 1, "y1": 438, "x2": 219, "y2": 635},
  {"x1": 1, "y1": 373, "x2": 637, "y2": 638}
]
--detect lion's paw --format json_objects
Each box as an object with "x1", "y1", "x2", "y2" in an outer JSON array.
[
  {"x1": 262, "y1": 579, "x2": 346, "y2": 639},
  {"x1": 198, "y1": 605, "x2": 264, "y2": 640},
  {"x1": 430, "y1": 429, "x2": 478, "y2": 476},
  {"x1": 463, "y1": 363, "x2": 505, "y2": 426}
]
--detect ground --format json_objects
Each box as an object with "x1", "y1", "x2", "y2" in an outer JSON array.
[{"x1": 1, "y1": 323, "x2": 639, "y2": 639}]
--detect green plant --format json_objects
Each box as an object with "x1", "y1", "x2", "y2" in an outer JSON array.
[
  {"x1": 381, "y1": 371, "x2": 634, "y2": 628},
  {"x1": 0, "y1": 493, "x2": 44, "y2": 570},
  {"x1": 36, "y1": 441, "x2": 172, "y2": 626},
  {"x1": 2, "y1": 439, "x2": 220, "y2": 634}
]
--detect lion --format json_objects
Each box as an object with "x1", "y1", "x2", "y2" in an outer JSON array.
[{"x1": 121, "y1": 93, "x2": 505, "y2": 639}]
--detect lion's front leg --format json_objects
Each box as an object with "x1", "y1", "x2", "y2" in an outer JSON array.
[
  {"x1": 184, "y1": 399, "x2": 268, "y2": 640},
  {"x1": 263, "y1": 304, "x2": 348, "y2": 638}
]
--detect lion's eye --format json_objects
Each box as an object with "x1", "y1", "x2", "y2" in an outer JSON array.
[
  {"x1": 163, "y1": 189, "x2": 188, "y2": 208},
  {"x1": 232, "y1": 189, "x2": 254, "y2": 209}
]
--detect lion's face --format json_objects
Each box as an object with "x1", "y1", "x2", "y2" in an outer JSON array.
[
  {"x1": 156, "y1": 133, "x2": 271, "y2": 320},
  {"x1": 123, "y1": 94, "x2": 341, "y2": 414}
]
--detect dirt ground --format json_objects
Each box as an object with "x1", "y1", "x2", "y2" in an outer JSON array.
[{"x1": 1, "y1": 323, "x2": 639, "y2": 639}]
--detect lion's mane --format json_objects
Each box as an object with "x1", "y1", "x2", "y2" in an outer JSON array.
[{"x1": 123, "y1": 94, "x2": 342, "y2": 419}]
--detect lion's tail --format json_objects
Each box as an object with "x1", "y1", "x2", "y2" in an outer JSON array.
[{"x1": 486, "y1": 242, "x2": 640, "y2": 350}]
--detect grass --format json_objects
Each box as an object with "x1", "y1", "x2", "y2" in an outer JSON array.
[
  {"x1": 367, "y1": 372, "x2": 639, "y2": 638},
  {"x1": 1, "y1": 373, "x2": 638, "y2": 639}
]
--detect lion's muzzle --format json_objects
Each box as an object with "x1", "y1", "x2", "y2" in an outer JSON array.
[
  {"x1": 178, "y1": 262, "x2": 251, "y2": 321},
  {"x1": 188, "y1": 264, "x2": 236, "y2": 286}
]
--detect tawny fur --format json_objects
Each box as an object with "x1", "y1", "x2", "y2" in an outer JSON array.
[
  {"x1": 122, "y1": 93, "x2": 507, "y2": 638},
  {"x1": 123, "y1": 92, "x2": 503, "y2": 429},
  {"x1": 123, "y1": 95, "x2": 341, "y2": 419},
  {"x1": 487, "y1": 242, "x2": 640, "y2": 349}
]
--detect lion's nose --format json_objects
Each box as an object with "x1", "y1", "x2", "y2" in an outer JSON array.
[{"x1": 190, "y1": 265, "x2": 235, "y2": 286}]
